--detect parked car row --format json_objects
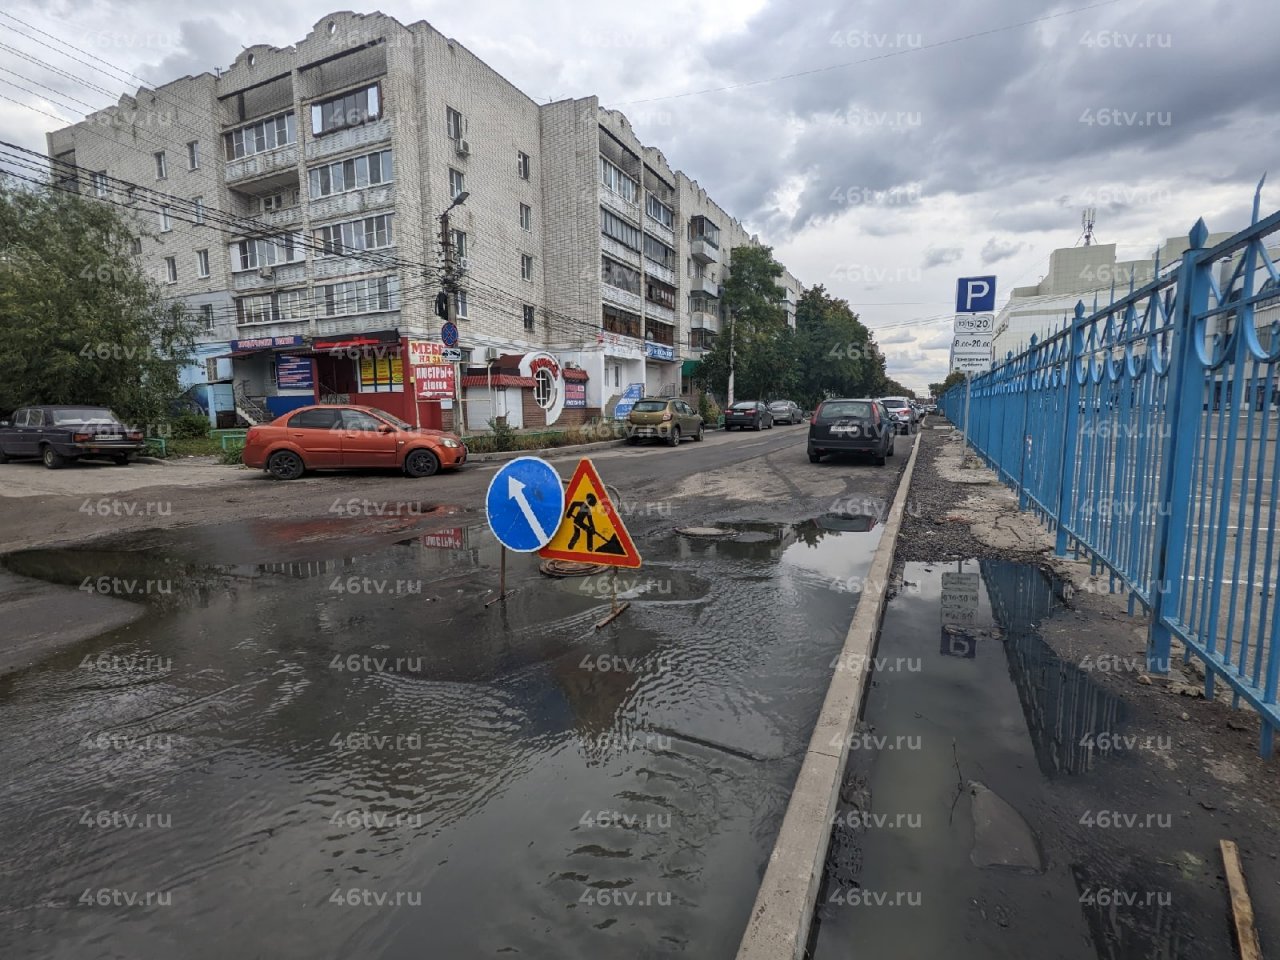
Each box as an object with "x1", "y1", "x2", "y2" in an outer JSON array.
[{"x1": 623, "y1": 396, "x2": 810, "y2": 445}]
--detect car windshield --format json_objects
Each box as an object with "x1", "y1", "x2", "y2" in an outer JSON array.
[
  {"x1": 820, "y1": 401, "x2": 873, "y2": 419},
  {"x1": 51, "y1": 407, "x2": 120, "y2": 424},
  {"x1": 632, "y1": 400, "x2": 668, "y2": 412},
  {"x1": 730, "y1": 401, "x2": 758, "y2": 410}
]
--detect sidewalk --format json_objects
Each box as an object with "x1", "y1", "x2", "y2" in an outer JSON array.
[{"x1": 806, "y1": 421, "x2": 1280, "y2": 959}]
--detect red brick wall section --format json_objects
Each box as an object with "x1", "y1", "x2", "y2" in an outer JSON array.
[
  {"x1": 522, "y1": 389, "x2": 548, "y2": 429},
  {"x1": 556, "y1": 407, "x2": 603, "y2": 427}
]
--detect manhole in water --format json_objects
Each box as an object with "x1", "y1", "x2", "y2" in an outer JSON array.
[
  {"x1": 539, "y1": 559, "x2": 611, "y2": 577},
  {"x1": 676, "y1": 526, "x2": 735, "y2": 539}
]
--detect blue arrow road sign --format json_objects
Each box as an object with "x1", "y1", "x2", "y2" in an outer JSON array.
[{"x1": 485, "y1": 456, "x2": 565, "y2": 552}]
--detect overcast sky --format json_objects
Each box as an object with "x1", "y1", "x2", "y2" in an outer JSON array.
[{"x1": 2, "y1": 0, "x2": 1275, "y2": 391}]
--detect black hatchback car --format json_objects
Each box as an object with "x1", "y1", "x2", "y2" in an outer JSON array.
[
  {"x1": 0, "y1": 405, "x2": 145, "y2": 468},
  {"x1": 808, "y1": 398, "x2": 894, "y2": 465}
]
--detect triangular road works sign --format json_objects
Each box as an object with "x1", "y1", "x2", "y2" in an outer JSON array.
[{"x1": 538, "y1": 458, "x2": 642, "y2": 568}]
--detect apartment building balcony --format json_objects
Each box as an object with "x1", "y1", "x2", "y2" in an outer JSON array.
[
  {"x1": 315, "y1": 311, "x2": 401, "y2": 339},
  {"x1": 689, "y1": 275, "x2": 720, "y2": 298},
  {"x1": 305, "y1": 119, "x2": 394, "y2": 163},
  {"x1": 601, "y1": 282, "x2": 643, "y2": 314},
  {"x1": 645, "y1": 219, "x2": 675, "y2": 248},
  {"x1": 690, "y1": 237, "x2": 719, "y2": 264},
  {"x1": 225, "y1": 145, "x2": 300, "y2": 185},
  {"x1": 313, "y1": 248, "x2": 398, "y2": 280},
  {"x1": 644, "y1": 301, "x2": 676, "y2": 325},
  {"x1": 600, "y1": 234, "x2": 641, "y2": 268},
  {"x1": 600, "y1": 187, "x2": 641, "y2": 224},
  {"x1": 256, "y1": 204, "x2": 304, "y2": 229},
  {"x1": 234, "y1": 317, "x2": 310, "y2": 340},
  {"x1": 690, "y1": 310, "x2": 721, "y2": 333},
  {"x1": 644, "y1": 261, "x2": 676, "y2": 286},
  {"x1": 232, "y1": 261, "x2": 308, "y2": 292},
  {"x1": 308, "y1": 184, "x2": 395, "y2": 222}
]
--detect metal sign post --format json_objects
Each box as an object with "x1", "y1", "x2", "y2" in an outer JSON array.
[{"x1": 484, "y1": 457, "x2": 565, "y2": 608}]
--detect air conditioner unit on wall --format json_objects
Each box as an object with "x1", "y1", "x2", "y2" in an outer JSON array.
[
  {"x1": 258, "y1": 267, "x2": 274, "y2": 280},
  {"x1": 483, "y1": 346, "x2": 500, "y2": 362},
  {"x1": 455, "y1": 139, "x2": 470, "y2": 157}
]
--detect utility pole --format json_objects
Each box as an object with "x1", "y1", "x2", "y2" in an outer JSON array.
[{"x1": 726, "y1": 310, "x2": 735, "y2": 407}]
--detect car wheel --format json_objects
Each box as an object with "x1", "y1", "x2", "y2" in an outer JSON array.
[
  {"x1": 266, "y1": 450, "x2": 305, "y2": 481},
  {"x1": 753, "y1": 419, "x2": 761, "y2": 431},
  {"x1": 41, "y1": 445, "x2": 66, "y2": 470},
  {"x1": 667, "y1": 427, "x2": 680, "y2": 447},
  {"x1": 112, "y1": 454, "x2": 130, "y2": 466},
  {"x1": 694, "y1": 424, "x2": 704, "y2": 442},
  {"x1": 874, "y1": 453, "x2": 887, "y2": 466},
  {"x1": 887, "y1": 440, "x2": 895, "y2": 458},
  {"x1": 404, "y1": 448, "x2": 440, "y2": 478},
  {"x1": 808, "y1": 450, "x2": 822, "y2": 463},
  {"x1": 0, "y1": 447, "x2": 9, "y2": 464},
  {"x1": 626, "y1": 435, "x2": 639, "y2": 445}
]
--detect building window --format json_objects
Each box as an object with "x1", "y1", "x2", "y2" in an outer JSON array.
[
  {"x1": 646, "y1": 195, "x2": 673, "y2": 230},
  {"x1": 645, "y1": 318, "x2": 674, "y2": 346},
  {"x1": 534, "y1": 368, "x2": 554, "y2": 408},
  {"x1": 643, "y1": 233, "x2": 674, "y2": 270},
  {"x1": 517, "y1": 151, "x2": 530, "y2": 180},
  {"x1": 125, "y1": 185, "x2": 136, "y2": 205},
  {"x1": 236, "y1": 289, "x2": 308, "y2": 324},
  {"x1": 446, "y1": 106, "x2": 464, "y2": 141},
  {"x1": 691, "y1": 328, "x2": 717, "y2": 351},
  {"x1": 196, "y1": 249, "x2": 210, "y2": 278},
  {"x1": 130, "y1": 237, "x2": 142, "y2": 256},
  {"x1": 645, "y1": 278, "x2": 676, "y2": 309},
  {"x1": 91, "y1": 171, "x2": 108, "y2": 198},
  {"x1": 199, "y1": 303, "x2": 215, "y2": 330},
  {"x1": 454, "y1": 289, "x2": 468, "y2": 319},
  {"x1": 689, "y1": 293, "x2": 717, "y2": 314},
  {"x1": 523, "y1": 304, "x2": 535, "y2": 331},
  {"x1": 521, "y1": 254, "x2": 534, "y2": 281},
  {"x1": 154, "y1": 151, "x2": 167, "y2": 180},
  {"x1": 193, "y1": 197, "x2": 205, "y2": 225},
  {"x1": 599, "y1": 155, "x2": 637, "y2": 203},
  {"x1": 600, "y1": 208, "x2": 640, "y2": 250},
  {"x1": 164, "y1": 256, "x2": 177, "y2": 283},
  {"x1": 230, "y1": 233, "x2": 306, "y2": 272},
  {"x1": 310, "y1": 84, "x2": 381, "y2": 136},
  {"x1": 187, "y1": 140, "x2": 200, "y2": 170},
  {"x1": 601, "y1": 256, "x2": 641, "y2": 295},
  {"x1": 224, "y1": 112, "x2": 296, "y2": 160},
  {"x1": 449, "y1": 229, "x2": 467, "y2": 260},
  {"x1": 603, "y1": 304, "x2": 641, "y2": 340},
  {"x1": 315, "y1": 275, "x2": 399, "y2": 317},
  {"x1": 314, "y1": 214, "x2": 394, "y2": 256},
  {"x1": 159, "y1": 206, "x2": 171, "y2": 232},
  {"x1": 614, "y1": 365, "x2": 620, "y2": 388},
  {"x1": 355, "y1": 356, "x2": 403, "y2": 394},
  {"x1": 449, "y1": 167, "x2": 465, "y2": 200},
  {"x1": 308, "y1": 149, "x2": 393, "y2": 198},
  {"x1": 519, "y1": 202, "x2": 531, "y2": 231},
  {"x1": 260, "y1": 190, "x2": 298, "y2": 213}
]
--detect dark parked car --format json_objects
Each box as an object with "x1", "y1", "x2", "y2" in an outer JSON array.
[
  {"x1": 808, "y1": 398, "x2": 894, "y2": 465},
  {"x1": 724, "y1": 400, "x2": 774, "y2": 431},
  {"x1": 768, "y1": 400, "x2": 802, "y2": 424},
  {"x1": 0, "y1": 405, "x2": 145, "y2": 468}
]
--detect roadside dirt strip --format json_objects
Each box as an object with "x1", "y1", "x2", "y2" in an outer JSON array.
[{"x1": 735, "y1": 429, "x2": 922, "y2": 960}]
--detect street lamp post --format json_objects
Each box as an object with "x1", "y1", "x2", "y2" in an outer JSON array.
[{"x1": 435, "y1": 191, "x2": 468, "y2": 431}]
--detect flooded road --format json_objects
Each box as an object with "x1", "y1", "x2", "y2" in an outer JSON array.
[
  {"x1": 0, "y1": 507, "x2": 880, "y2": 959},
  {"x1": 811, "y1": 560, "x2": 1239, "y2": 960}
]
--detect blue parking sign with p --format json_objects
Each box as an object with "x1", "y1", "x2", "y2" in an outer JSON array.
[{"x1": 956, "y1": 276, "x2": 997, "y2": 313}]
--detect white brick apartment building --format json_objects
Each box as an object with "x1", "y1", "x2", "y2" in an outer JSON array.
[{"x1": 46, "y1": 10, "x2": 803, "y2": 432}]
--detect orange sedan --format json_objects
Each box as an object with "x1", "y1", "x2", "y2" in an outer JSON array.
[{"x1": 242, "y1": 405, "x2": 467, "y2": 480}]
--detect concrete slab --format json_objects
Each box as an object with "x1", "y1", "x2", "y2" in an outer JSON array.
[{"x1": 0, "y1": 572, "x2": 144, "y2": 676}]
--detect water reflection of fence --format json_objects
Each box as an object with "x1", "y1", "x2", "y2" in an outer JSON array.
[
  {"x1": 943, "y1": 188, "x2": 1280, "y2": 757},
  {"x1": 980, "y1": 561, "x2": 1125, "y2": 776}
]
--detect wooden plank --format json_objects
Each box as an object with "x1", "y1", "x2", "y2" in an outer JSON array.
[{"x1": 1220, "y1": 839, "x2": 1263, "y2": 960}]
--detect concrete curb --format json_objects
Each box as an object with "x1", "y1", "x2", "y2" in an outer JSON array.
[
  {"x1": 464, "y1": 437, "x2": 627, "y2": 464},
  {"x1": 735, "y1": 429, "x2": 923, "y2": 960}
]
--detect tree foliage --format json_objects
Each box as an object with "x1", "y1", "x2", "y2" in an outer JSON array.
[
  {"x1": 694, "y1": 245, "x2": 794, "y2": 401},
  {"x1": 0, "y1": 176, "x2": 199, "y2": 424},
  {"x1": 929, "y1": 371, "x2": 968, "y2": 398},
  {"x1": 790, "y1": 285, "x2": 892, "y2": 409}
]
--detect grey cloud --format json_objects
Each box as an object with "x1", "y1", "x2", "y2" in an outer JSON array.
[
  {"x1": 922, "y1": 246, "x2": 963, "y2": 269},
  {"x1": 138, "y1": 20, "x2": 242, "y2": 83},
  {"x1": 981, "y1": 236, "x2": 1023, "y2": 264}
]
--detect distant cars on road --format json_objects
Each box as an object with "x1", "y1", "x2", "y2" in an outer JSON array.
[
  {"x1": 725, "y1": 401, "x2": 774, "y2": 431},
  {"x1": 768, "y1": 400, "x2": 802, "y2": 425},
  {"x1": 879, "y1": 397, "x2": 917, "y2": 434},
  {"x1": 808, "y1": 398, "x2": 894, "y2": 466},
  {"x1": 241, "y1": 404, "x2": 466, "y2": 480},
  {"x1": 0, "y1": 405, "x2": 145, "y2": 468},
  {"x1": 625, "y1": 397, "x2": 704, "y2": 446}
]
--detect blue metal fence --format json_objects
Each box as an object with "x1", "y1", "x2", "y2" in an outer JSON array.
[{"x1": 942, "y1": 183, "x2": 1280, "y2": 756}]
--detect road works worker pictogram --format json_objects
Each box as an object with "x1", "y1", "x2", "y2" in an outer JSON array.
[{"x1": 539, "y1": 458, "x2": 642, "y2": 568}]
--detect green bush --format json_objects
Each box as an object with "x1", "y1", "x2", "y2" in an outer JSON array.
[
  {"x1": 487, "y1": 417, "x2": 517, "y2": 452},
  {"x1": 170, "y1": 413, "x2": 211, "y2": 440},
  {"x1": 218, "y1": 443, "x2": 245, "y2": 465}
]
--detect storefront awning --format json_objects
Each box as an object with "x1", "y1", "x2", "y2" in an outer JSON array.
[
  {"x1": 460, "y1": 374, "x2": 536, "y2": 388},
  {"x1": 681, "y1": 359, "x2": 701, "y2": 377}
]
